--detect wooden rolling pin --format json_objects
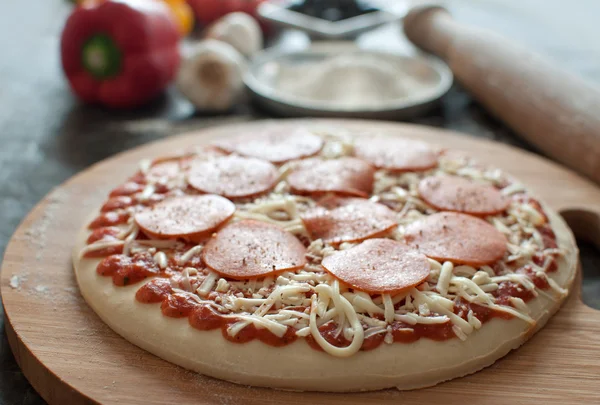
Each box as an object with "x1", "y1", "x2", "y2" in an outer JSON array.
[{"x1": 404, "y1": 6, "x2": 600, "y2": 185}]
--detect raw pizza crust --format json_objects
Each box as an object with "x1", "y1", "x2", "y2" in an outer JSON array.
[{"x1": 73, "y1": 203, "x2": 577, "y2": 392}]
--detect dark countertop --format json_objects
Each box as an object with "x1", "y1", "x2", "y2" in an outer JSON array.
[{"x1": 1, "y1": 1, "x2": 600, "y2": 404}]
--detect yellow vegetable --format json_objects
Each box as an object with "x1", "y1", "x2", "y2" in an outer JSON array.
[
  {"x1": 71, "y1": 0, "x2": 193, "y2": 36},
  {"x1": 162, "y1": 0, "x2": 194, "y2": 36}
]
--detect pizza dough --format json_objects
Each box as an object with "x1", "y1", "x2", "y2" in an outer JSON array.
[{"x1": 73, "y1": 127, "x2": 578, "y2": 392}]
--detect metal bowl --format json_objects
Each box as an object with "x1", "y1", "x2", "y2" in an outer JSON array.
[{"x1": 244, "y1": 44, "x2": 453, "y2": 120}]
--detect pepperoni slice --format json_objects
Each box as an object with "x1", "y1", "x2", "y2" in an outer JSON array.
[
  {"x1": 287, "y1": 157, "x2": 375, "y2": 198},
  {"x1": 135, "y1": 195, "x2": 235, "y2": 242},
  {"x1": 202, "y1": 220, "x2": 307, "y2": 279},
  {"x1": 321, "y1": 239, "x2": 430, "y2": 294},
  {"x1": 187, "y1": 156, "x2": 278, "y2": 199},
  {"x1": 214, "y1": 127, "x2": 323, "y2": 163},
  {"x1": 302, "y1": 197, "x2": 397, "y2": 245},
  {"x1": 354, "y1": 137, "x2": 438, "y2": 172},
  {"x1": 418, "y1": 175, "x2": 509, "y2": 216},
  {"x1": 404, "y1": 212, "x2": 507, "y2": 266},
  {"x1": 147, "y1": 148, "x2": 226, "y2": 180},
  {"x1": 147, "y1": 160, "x2": 181, "y2": 182}
]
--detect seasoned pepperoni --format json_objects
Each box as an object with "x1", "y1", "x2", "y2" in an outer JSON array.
[
  {"x1": 321, "y1": 239, "x2": 430, "y2": 294},
  {"x1": 202, "y1": 220, "x2": 307, "y2": 279},
  {"x1": 302, "y1": 197, "x2": 397, "y2": 245},
  {"x1": 135, "y1": 195, "x2": 235, "y2": 242},
  {"x1": 354, "y1": 137, "x2": 438, "y2": 172},
  {"x1": 287, "y1": 157, "x2": 375, "y2": 198},
  {"x1": 404, "y1": 212, "x2": 507, "y2": 266},
  {"x1": 418, "y1": 175, "x2": 509, "y2": 216},
  {"x1": 214, "y1": 127, "x2": 324, "y2": 163},
  {"x1": 187, "y1": 156, "x2": 278, "y2": 199},
  {"x1": 147, "y1": 160, "x2": 181, "y2": 181}
]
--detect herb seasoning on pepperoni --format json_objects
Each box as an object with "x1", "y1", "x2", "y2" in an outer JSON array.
[
  {"x1": 187, "y1": 155, "x2": 278, "y2": 199},
  {"x1": 404, "y1": 212, "x2": 507, "y2": 266},
  {"x1": 418, "y1": 175, "x2": 509, "y2": 216},
  {"x1": 354, "y1": 137, "x2": 438, "y2": 172},
  {"x1": 321, "y1": 239, "x2": 430, "y2": 294},
  {"x1": 302, "y1": 196, "x2": 397, "y2": 245},
  {"x1": 287, "y1": 157, "x2": 375, "y2": 198},
  {"x1": 135, "y1": 194, "x2": 235, "y2": 242},
  {"x1": 202, "y1": 220, "x2": 307, "y2": 279},
  {"x1": 214, "y1": 127, "x2": 324, "y2": 163}
]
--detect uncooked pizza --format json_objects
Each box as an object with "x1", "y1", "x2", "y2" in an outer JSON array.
[{"x1": 72, "y1": 125, "x2": 577, "y2": 392}]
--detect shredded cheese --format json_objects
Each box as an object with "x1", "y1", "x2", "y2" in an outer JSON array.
[{"x1": 79, "y1": 131, "x2": 570, "y2": 358}]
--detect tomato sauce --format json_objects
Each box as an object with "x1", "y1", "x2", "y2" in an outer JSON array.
[
  {"x1": 84, "y1": 227, "x2": 124, "y2": 257},
  {"x1": 97, "y1": 253, "x2": 160, "y2": 286},
  {"x1": 538, "y1": 224, "x2": 558, "y2": 250},
  {"x1": 392, "y1": 321, "x2": 455, "y2": 342},
  {"x1": 361, "y1": 332, "x2": 385, "y2": 351},
  {"x1": 135, "y1": 278, "x2": 173, "y2": 303},
  {"x1": 88, "y1": 212, "x2": 130, "y2": 229},
  {"x1": 84, "y1": 245, "x2": 124, "y2": 258},
  {"x1": 493, "y1": 282, "x2": 535, "y2": 306},
  {"x1": 87, "y1": 226, "x2": 120, "y2": 244},
  {"x1": 101, "y1": 196, "x2": 134, "y2": 212},
  {"x1": 189, "y1": 305, "x2": 224, "y2": 331},
  {"x1": 305, "y1": 322, "x2": 350, "y2": 351},
  {"x1": 221, "y1": 324, "x2": 298, "y2": 347},
  {"x1": 109, "y1": 182, "x2": 145, "y2": 197},
  {"x1": 161, "y1": 292, "x2": 199, "y2": 318}
]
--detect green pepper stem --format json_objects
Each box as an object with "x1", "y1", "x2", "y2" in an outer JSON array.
[{"x1": 81, "y1": 34, "x2": 122, "y2": 79}]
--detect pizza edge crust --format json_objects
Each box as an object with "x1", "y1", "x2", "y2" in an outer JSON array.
[{"x1": 72, "y1": 205, "x2": 578, "y2": 393}]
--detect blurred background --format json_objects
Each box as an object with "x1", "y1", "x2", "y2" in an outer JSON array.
[{"x1": 1, "y1": 0, "x2": 600, "y2": 403}]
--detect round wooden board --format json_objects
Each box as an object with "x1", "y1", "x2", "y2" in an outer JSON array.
[{"x1": 2, "y1": 119, "x2": 600, "y2": 405}]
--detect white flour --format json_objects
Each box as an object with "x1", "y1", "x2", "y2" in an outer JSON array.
[
  {"x1": 275, "y1": 53, "x2": 439, "y2": 109},
  {"x1": 9, "y1": 274, "x2": 23, "y2": 289}
]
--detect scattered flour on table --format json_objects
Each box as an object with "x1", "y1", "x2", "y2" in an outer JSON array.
[
  {"x1": 22, "y1": 189, "x2": 69, "y2": 261},
  {"x1": 9, "y1": 273, "x2": 29, "y2": 289},
  {"x1": 9, "y1": 274, "x2": 25, "y2": 289},
  {"x1": 34, "y1": 285, "x2": 49, "y2": 294}
]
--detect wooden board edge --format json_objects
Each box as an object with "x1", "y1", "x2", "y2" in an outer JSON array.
[{"x1": 4, "y1": 311, "x2": 97, "y2": 405}]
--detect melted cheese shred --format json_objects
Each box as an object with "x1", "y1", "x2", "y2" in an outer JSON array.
[
  {"x1": 436, "y1": 261, "x2": 454, "y2": 295},
  {"x1": 79, "y1": 240, "x2": 124, "y2": 258},
  {"x1": 382, "y1": 294, "x2": 395, "y2": 323},
  {"x1": 309, "y1": 281, "x2": 364, "y2": 357}
]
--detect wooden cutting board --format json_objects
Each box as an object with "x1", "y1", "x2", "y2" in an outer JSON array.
[{"x1": 2, "y1": 119, "x2": 600, "y2": 405}]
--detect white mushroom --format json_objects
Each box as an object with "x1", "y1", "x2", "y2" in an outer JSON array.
[
  {"x1": 205, "y1": 12, "x2": 263, "y2": 57},
  {"x1": 176, "y1": 39, "x2": 246, "y2": 111}
]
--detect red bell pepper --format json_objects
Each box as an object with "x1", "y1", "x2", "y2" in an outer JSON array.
[{"x1": 61, "y1": 0, "x2": 181, "y2": 108}]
